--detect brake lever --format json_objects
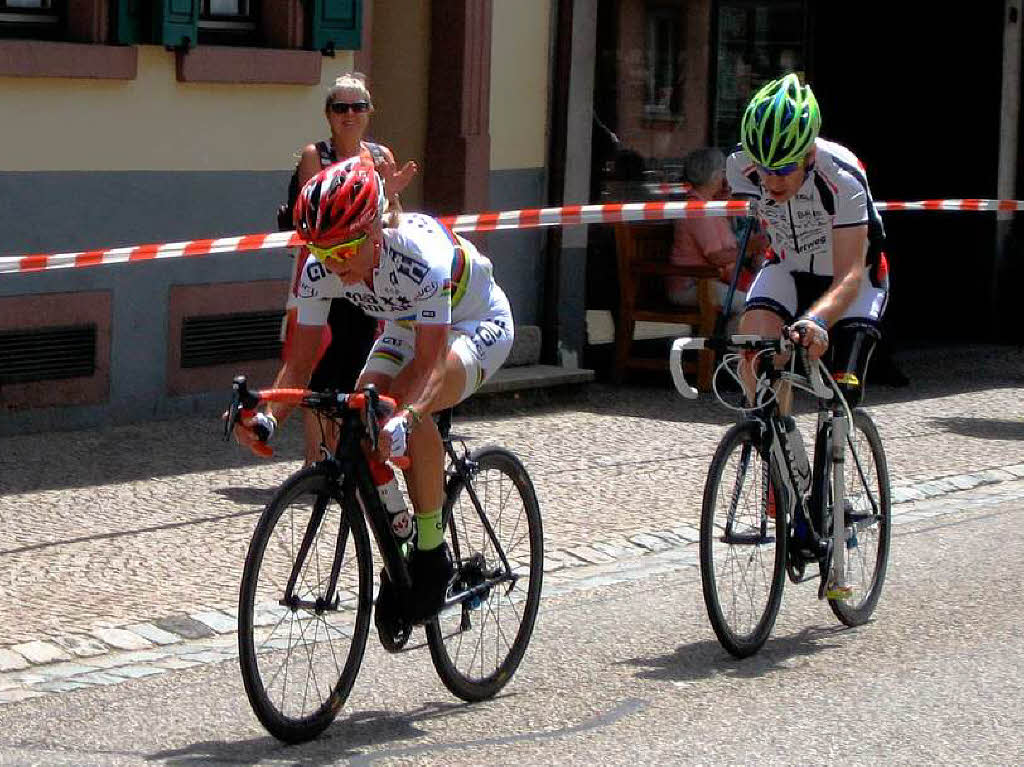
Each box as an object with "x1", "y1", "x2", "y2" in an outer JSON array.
[
  {"x1": 224, "y1": 376, "x2": 246, "y2": 441},
  {"x1": 363, "y1": 384, "x2": 380, "y2": 452}
]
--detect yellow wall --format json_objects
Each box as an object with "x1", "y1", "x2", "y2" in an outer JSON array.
[
  {"x1": 0, "y1": 47, "x2": 355, "y2": 172},
  {"x1": 489, "y1": 0, "x2": 551, "y2": 171},
  {"x1": 367, "y1": 0, "x2": 431, "y2": 209}
]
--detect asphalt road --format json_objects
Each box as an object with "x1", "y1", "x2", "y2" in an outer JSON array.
[{"x1": 1, "y1": 484, "x2": 1021, "y2": 766}]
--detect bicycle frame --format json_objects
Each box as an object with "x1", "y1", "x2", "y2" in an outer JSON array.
[
  {"x1": 440, "y1": 419, "x2": 519, "y2": 608},
  {"x1": 282, "y1": 407, "x2": 520, "y2": 617},
  {"x1": 678, "y1": 336, "x2": 881, "y2": 594}
]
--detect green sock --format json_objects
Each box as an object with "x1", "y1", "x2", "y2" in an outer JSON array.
[{"x1": 415, "y1": 509, "x2": 444, "y2": 551}]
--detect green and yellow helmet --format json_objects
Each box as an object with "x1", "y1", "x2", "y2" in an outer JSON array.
[{"x1": 740, "y1": 74, "x2": 821, "y2": 170}]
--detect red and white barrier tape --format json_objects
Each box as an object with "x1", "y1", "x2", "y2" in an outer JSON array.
[
  {"x1": 875, "y1": 199, "x2": 1024, "y2": 212},
  {"x1": 2, "y1": 198, "x2": 1022, "y2": 275},
  {"x1": 437, "y1": 199, "x2": 750, "y2": 232}
]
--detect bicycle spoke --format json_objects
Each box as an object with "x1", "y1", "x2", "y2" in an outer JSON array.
[
  {"x1": 428, "y1": 449, "x2": 540, "y2": 700},
  {"x1": 705, "y1": 428, "x2": 780, "y2": 645},
  {"x1": 240, "y1": 472, "x2": 370, "y2": 738}
]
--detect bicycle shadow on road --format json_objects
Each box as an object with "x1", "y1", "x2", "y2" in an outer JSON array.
[
  {"x1": 619, "y1": 624, "x2": 852, "y2": 684},
  {"x1": 147, "y1": 700, "x2": 475, "y2": 766},
  {"x1": 211, "y1": 486, "x2": 280, "y2": 506},
  {"x1": 928, "y1": 416, "x2": 1024, "y2": 442}
]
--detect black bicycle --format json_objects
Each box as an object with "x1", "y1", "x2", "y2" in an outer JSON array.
[
  {"x1": 224, "y1": 376, "x2": 543, "y2": 743},
  {"x1": 671, "y1": 333, "x2": 891, "y2": 658}
]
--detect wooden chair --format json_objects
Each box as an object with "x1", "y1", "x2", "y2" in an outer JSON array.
[{"x1": 612, "y1": 221, "x2": 719, "y2": 390}]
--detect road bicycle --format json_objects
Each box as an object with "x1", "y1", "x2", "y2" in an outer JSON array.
[
  {"x1": 670, "y1": 333, "x2": 891, "y2": 658},
  {"x1": 224, "y1": 376, "x2": 543, "y2": 743}
]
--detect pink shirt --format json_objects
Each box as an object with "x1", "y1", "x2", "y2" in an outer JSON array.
[{"x1": 668, "y1": 190, "x2": 738, "y2": 295}]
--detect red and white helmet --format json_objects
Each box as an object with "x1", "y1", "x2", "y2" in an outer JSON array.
[{"x1": 293, "y1": 155, "x2": 385, "y2": 245}]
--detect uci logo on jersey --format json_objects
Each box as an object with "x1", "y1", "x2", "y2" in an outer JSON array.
[{"x1": 416, "y1": 280, "x2": 439, "y2": 300}]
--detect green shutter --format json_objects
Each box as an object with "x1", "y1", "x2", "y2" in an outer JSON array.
[
  {"x1": 154, "y1": 0, "x2": 199, "y2": 49},
  {"x1": 113, "y1": 0, "x2": 143, "y2": 44},
  {"x1": 310, "y1": 0, "x2": 362, "y2": 53}
]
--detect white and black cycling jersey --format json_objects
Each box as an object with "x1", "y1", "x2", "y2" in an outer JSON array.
[
  {"x1": 294, "y1": 213, "x2": 500, "y2": 327},
  {"x1": 726, "y1": 138, "x2": 886, "y2": 277}
]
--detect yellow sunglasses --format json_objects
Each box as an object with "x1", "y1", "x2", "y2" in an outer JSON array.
[{"x1": 308, "y1": 233, "x2": 368, "y2": 264}]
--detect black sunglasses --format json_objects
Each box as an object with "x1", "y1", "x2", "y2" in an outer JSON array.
[{"x1": 329, "y1": 100, "x2": 371, "y2": 115}]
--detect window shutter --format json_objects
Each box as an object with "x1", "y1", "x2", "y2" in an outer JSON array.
[
  {"x1": 154, "y1": 0, "x2": 199, "y2": 49},
  {"x1": 113, "y1": 0, "x2": 144, "y2": 44},
  {"x1": 309, "y1": 0, "x2": 362, "y2": 53}
]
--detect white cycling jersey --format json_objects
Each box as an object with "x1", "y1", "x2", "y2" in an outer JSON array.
[
  {"x1": 727, "y1": 137, "x2": 889, "y2": 326},
  {"x1": 294, "y1": 213, "x2": 513, "y2": 402},
  {"x1": 726, "y1": 137, "x2": 885, "y2": 277},
  {"x1": 294, "y1": 213, "x2": 499, "y2": 326}
]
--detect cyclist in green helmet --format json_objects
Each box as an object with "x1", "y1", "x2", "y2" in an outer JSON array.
[{"x1": 727, "y1": 73, "x2": 890, "y2": 412}]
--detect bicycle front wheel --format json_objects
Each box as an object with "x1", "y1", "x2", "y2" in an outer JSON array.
[
  {"x1": 237, "y1": 465, "x2": 373, "y2": 743},
  {"x1": 425, "y1": 446, "x2": 543, "y2": 701},
  {"x1": 828, "y1": 409, "x2": 891, "y2": 626},
  {"x1": 700, "y1": 420, "x2": 787, "y2": 658}
]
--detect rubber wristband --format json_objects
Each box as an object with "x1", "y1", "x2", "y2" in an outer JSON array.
[
  {"x1": 801, "y1": 314, "x2": 829, "y2": 332},
  {"x1": 401, "y1": 405, "x2": 422, "y2": 429}
]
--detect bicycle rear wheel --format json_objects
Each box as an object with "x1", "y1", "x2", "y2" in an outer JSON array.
[
  {"x1": 425, "y1": 446, "x2": 543, "y2": 701},
  {"x1": 828, "y1": 409, "x2": 891, "y2": 626},
  {"x1": 700, "y1": 420, "x2": 787, "y2": 658},
  {"x1": 238, "y1": 465, "x2": 373, "y2": 743}
]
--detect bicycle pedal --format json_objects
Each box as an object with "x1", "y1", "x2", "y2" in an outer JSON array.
[{"x1": 825, "y1": 582, "x2": 854, "y2": 601}]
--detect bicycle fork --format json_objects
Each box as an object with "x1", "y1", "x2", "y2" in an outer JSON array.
[{"x1": 828, "y1": 411, "x2": 851, "y2": 599}]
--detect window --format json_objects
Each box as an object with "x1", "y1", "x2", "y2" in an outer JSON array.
[
  {"x1": 644, "y1": 7, "x2": 683, "y2": 121},
  {"x1": 712, "y1": 1, "x2": 807, "y2": 148},
  {"x1": 199, "y1": 0, "x2": 259, "y2": 46},
  {"x1": 0, "y1": 0, "x2": 62, "y2": 40}
]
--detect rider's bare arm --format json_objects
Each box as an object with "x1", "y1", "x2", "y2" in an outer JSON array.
[
  {"x1": 266, "y1": 322, "x2": 322, "y2": 425},
  {"x1": 298, "y1": 144, "x2": 324, "y2": 188},
  {"x1": 230, "y1": 321, "x2": 321, "y2": 451},
  {"x1": 387, "y1": 323, "x2": 450, "y2": 413},
  {"x1": 805, "y1": 224, "x2": 868, "y2": 325}
]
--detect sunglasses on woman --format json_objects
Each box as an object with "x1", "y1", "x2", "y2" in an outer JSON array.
[
  {"x1": 329, "y1": 100, "x2": 371, "y2": 115},
  {"x1": 308, "y1": 234, "x2": 368, "y2": 265}
]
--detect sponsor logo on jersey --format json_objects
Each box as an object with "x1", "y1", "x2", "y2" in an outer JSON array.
[
  {"x1": 389, "y1": 248, "x2": 429, "y2": 284},
  {"x1": 306, "y1": 261, "x2": 327, "y2": 282},
  {"x1": 344, "y1": 291, "x2": 415, "y2": 315}
]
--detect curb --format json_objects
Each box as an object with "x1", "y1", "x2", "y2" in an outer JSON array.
[{"x1": 2, "y1": 462, "x2": 1024, "y2": 704}]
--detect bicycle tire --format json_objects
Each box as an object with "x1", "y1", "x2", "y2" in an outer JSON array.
[
  {"x1": 425, "y1": 446, "x2": 543, "y2": 701},
  {"x1": 828, "y1": 409, "x2": 891, "y2": 626},
  {"x1": 700, "y1": 420, "x2": 787, "y2": 658},
  {"x1": 238, "y1": 465, "x2": 373, "y2": 743}
]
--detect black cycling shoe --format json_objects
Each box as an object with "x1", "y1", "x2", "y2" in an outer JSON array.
[
  {"x1": 374, "y1": 568, "x2": 411, "y2": 653},
  {"x1": 405, "y1": 543, "x2": 455, "y2": 625}
]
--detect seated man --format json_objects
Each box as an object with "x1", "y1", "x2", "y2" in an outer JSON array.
[{"x1": 234, "y1": 156, "x2": 514, "y2": 623}]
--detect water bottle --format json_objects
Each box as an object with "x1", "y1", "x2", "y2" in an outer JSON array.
[
  {"x1": 781, "y1": 416, "x2": 811, "y2": 499},
  {"x1": 370, "y1": 462, "x2": 414, "y2": 542}
]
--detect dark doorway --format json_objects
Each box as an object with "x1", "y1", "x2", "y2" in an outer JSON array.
[{"x1": 808, "y1": 3, "x2": 1007, "y2": 343}]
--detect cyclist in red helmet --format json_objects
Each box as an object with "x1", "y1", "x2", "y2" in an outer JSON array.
[{"x1": 235, "y1": 155, "x2": 514, "y2": 623}]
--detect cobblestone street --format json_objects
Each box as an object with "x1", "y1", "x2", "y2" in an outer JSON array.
[{"x1": 1, "y1": 344, "x2": 1022, "y2": 666}]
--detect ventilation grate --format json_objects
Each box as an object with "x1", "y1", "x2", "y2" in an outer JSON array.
[
  {"x1": 181, "y1": 310, "x2": 284, "y2": 368},
  {"x1": 0, "y1": 324, "x2": 96, "y2": 384}
]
